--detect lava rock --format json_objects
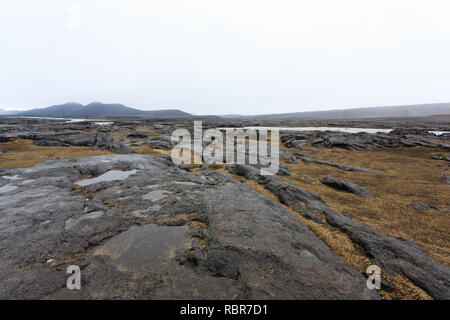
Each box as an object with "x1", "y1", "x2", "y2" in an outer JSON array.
[
  {"x1": 320, "y1": 177, "x2": 373, "y2": 197},
  {"x1": 0, "y1": 155, "x2": 378, "y2": 300},
  {"x1": 411, "y1": 203, "x2": 441, "y2": 211},
  {"x1": 295, "y1": 152, "x2": 376, "y2": 173}
]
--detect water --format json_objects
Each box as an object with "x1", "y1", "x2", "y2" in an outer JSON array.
[
  {"x1": 430, "y1": 131, "x2": 450, "y2": 136},
  {"x1": 0, "y1": 185, "x2": 18, "y2": 194},
  {"x1": 2, "y1": 175, "x2": 21, "y2": 180},
  {"x1": 15, "y1": 116, "x2": 111, "y2": 124},
  {"x1": 172, "y1": 181, "x2": 200, "y2": 186},
  {"x1": 76, "y1": 169, "x2": 138, "y2": 187},
  {"x1": 142, "y1": 190, "x2": 172, "y2": 202}
]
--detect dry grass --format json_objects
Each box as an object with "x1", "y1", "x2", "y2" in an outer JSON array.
[
  {"x1": 0, "y1": 139, "x2": 113, "y2": 169},
  {"x1": 283, "y1": 146, "x2": 450, "y2": 266},
  {"x1": 130, "y1": 144, "x2": 173, "y2": 157},
  {"x1": 236, "y1": 175, "x2": 432, "y2": 300},
  {"x1": 1, "y1": 135, "x2": 446, "y2": 299}
]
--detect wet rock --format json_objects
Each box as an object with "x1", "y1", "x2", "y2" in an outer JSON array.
[
  {"x1": 320, "y1": 177, "x2": 373, "y2": 197},
  {"x1": 0, "y1": 155, "x2": 378, "y2": 299}
]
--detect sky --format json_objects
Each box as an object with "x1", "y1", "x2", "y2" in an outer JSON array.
[{"x1": 1, "y1": 0, "x2": 450, "y2": 115}]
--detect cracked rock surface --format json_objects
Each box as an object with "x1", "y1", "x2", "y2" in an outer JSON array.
[
  {"x1": 226, "y1": 164, "x2": 450, "y2": 300},
  {"x1": 0, "y1": 154, "x2": 378, "y2": 299}
]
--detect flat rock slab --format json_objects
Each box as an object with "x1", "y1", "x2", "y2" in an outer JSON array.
[{"x1": 0, "y1": 154, "x2": 377, "y2": 299}]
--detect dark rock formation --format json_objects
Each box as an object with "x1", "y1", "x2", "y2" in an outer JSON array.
[
  {"x1": 226, "y1": 164, "x2": 329, "y2": 224},
  {"x1": 281, "y1": 128, "x2": 441, "y2": 151},
  {"x1": 28, "y1": 132, "x2": 96, "y2": 146},
  {"x1": 444, "y1": 174, "x2": 450, "y2": 185},
  {"x1": 1, "y1": 131, "x2": 133, "y2": 154},
  {"x1": 126, "y1": 131, "x2": 148, "y2": 138},
  {"x1": 226, "y1": 164, "x2": 450, "y2": 300},
  {"x1": 0, "y1": 155, "x2": 378, "y2": 299},
  {"x1": 320, "y1": 177, "x2": 373, "y2": 197},
  {"x1": 147, "y1": 136, "x2": 178, "y2": 149},
  {"x1": 324, "y1": 210, "x2": 450, "y2": 300},
  {"x1": 411, "y1": 203, "x2": 441, "y2": 211},
  {"x1": 295, "y1": 152, "x2": 376, "y2": 173},
  {"x1": 95, "y1": 133, "x2": 133, "y2": 154}
]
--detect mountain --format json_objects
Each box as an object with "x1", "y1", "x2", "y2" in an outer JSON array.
[
  {"x1": 14, "y1": 102, "x2": 191, "y2": 118},
  {"x1": 4, "y1": 102, "x2": 450, "y2": 120},
  {"x1": 0, "y1": 108, "x2": 21, "y2": 116},
  {"x1": 229, "y1": 103, "x2": 450, "y2": 120}
]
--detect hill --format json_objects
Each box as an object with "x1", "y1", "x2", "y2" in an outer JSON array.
[
  {"x1": 232, "y1": 103, "x2": 450, "y2": 120},
  {"x1": 14, "y1": 102, "x2": 191, "y2": 118}
]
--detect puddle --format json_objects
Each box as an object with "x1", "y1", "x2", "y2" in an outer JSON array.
[
  {"x1": 93, "y1": 224, "x2": 190, "y2": 273},
  {"x1": 0, "y1": 185, "x2": 18, "y2": 194},
  {"x1": 172, "y1": 181, "x2": 200, "y2": 186},
  {"x1": 76, "y1": 169, "x2": 138, "y2": 187},
  {"x1": 430, "y1": 131, "x2": 450, "y2": 136},
  {"x1": 2, "y1": 175, "x2": 21, "y2": 180},
  {"x1": 142, "y1": 190, "x2": 172, "y2": 202}
]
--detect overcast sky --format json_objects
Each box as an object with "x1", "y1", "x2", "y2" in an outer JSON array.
[{"x1": 1, "y1": 0, "x2": 450, "y2": 115}]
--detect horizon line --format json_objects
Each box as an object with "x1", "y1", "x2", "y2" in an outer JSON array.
[{"x1": 1, "y1": 100, "x2": 450, "y2": 116}]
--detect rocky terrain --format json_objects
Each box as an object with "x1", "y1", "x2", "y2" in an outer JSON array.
[{"x1": 0, "y1": 116, "x2": 449, "y2": 300}]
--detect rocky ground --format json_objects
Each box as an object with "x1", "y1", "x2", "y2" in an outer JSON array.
[{"x1": 0, "y1": 117, "x2": 449, "y2": 300}]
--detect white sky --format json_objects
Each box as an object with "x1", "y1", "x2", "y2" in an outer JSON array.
[{"x1": 1, "y1": 0, "x2": 450, "y2": 115}]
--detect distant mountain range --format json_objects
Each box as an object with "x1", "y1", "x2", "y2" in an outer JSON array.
[
  {"x1": 0, "y1": 108, "x2": 21, "y2": 116},
  {"x1": 0, "y1": 102, "x2": 191, "y2": 118},
  {"x1": 1, "y1": 102, "x2": 449, "y2": 120},
  {"x1": 234, "y1": 103, "x2": 450, "y2": 120}
]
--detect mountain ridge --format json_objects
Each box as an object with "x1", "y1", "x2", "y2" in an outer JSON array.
[
  {"x1": 11, "y1": 102, "x2": 191, "y2": 118},
  {"x1": 1, "y1": 102, "x2": 450, "y2": 120},
  {"x1": 232, "y1": 103, "x2": 450, "y2": 120}
]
